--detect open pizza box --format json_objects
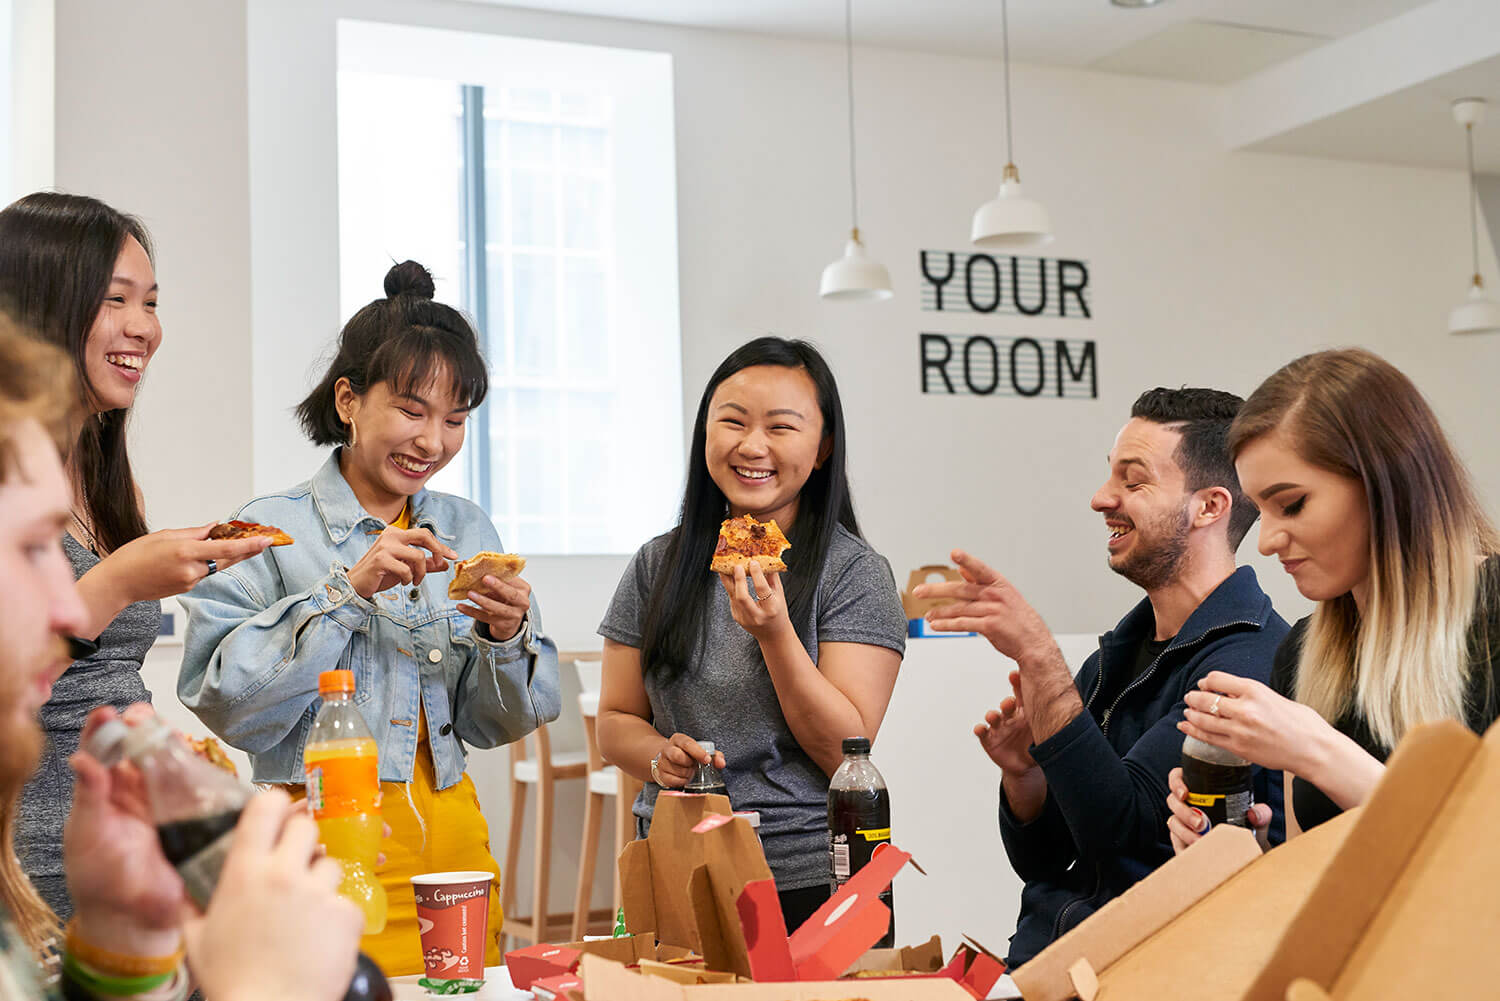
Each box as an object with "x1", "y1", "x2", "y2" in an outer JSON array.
[
  {"x1": 901, "y1": 565, "x2": 973, "y2": 638},
  {"x1": 506, "y1": 934, "x2": 697, "y2": 990},
  {"x1": 1013, "y1": 716, "x2": 1500, "y2": 1001},
  {"x1": 1236, "y1": 718, "x2": 1500, "y2": 1001},
  {"x1": 611, "y1": 790, "x2": 989, "y2": 999}
]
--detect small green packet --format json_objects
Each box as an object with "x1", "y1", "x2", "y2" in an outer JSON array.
[{"x1": 417, "y1": 977, "x2": 485, "y2": 995}]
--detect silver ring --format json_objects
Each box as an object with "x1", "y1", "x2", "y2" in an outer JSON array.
[
  {"x1": 206, "y1": 559, "x2": 218, "y2": 576},
  {"x1": 1209, "y1": 694, "x2": 1222, "y2": 717}
]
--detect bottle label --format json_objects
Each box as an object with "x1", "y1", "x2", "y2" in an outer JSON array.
[
  {"x1": 1187, "y1": 790, "x2": 1254, "y2": 827},
  {"x1": 829, "y1": 827, "x2": 890, "y2": 888},
  {"x1": 178, "y1": 830, "x2": 235, "y2": 909},
  {"x1": 305, "y1": 754, "x2": 380, "y2": 819}
]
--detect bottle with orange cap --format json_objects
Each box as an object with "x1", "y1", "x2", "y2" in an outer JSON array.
[{"x1": 305, "y1": 669, "x2": 388, "y2": 935}]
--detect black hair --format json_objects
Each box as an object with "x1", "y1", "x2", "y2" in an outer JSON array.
[
  {"x1": 1130, "y1": 386, "x2": 1257, "y2": 549},
  {"x1": 296, "y1": 261, "x2": 488, "y2": 445},
  {"x1": 0, "y1": 191, "x2": 154, "y2": 554},
  {"x1": 640, "y1": 337, "x2": 860, "y2": 684}
]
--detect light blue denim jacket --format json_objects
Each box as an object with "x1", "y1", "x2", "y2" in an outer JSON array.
[{"x1": 177, "y1": 451, "x2": 561, "y2": 789}]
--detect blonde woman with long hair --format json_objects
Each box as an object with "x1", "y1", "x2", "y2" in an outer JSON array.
[{"x1": 1166, "y1": 348, "x2": 1499, "y2": 848}]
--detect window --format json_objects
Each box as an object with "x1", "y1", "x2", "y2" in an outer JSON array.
[{"x1": 337, "y1": 21, "x2": 683, "y2": 554}]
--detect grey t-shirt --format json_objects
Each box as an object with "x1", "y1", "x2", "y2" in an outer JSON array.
[{"x1": 598, "y1": 524, "x2": 907, "y2": 891}]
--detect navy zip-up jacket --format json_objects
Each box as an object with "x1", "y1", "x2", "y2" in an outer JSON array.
[{"x1": 1000, "y1": 565, "x2": 1289, "y2": 968}]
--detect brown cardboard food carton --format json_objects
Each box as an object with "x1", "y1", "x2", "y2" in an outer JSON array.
[
  {"x1": 1240, "y1": 718, "x2": 1500, "y2": 1001},
  {"x1": 901, "y1": 565, "x2": 962, "y2": 620},
  {"x1": 1015, "y1": 715, "x2": 1500, "y2": 1000}
]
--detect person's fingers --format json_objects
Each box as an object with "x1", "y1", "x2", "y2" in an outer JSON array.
[
  {"x1": 193, "y1": 536, "x2": 276, "y2": 563},
  {"x1": 310, "y1": 854, "x2": 344, "y2": 891},
  {"x1": 273, "y1": 813, "x2": 323, "y2": 868},
  {"x1": 1197, "y1": 671, "x2": 1256, "y2": 696},
  {"x1": 1247, "y1": 802, "x2": 1273, "y2": 830},
  {"x1": 717, "y1": 573, "x2": 736, "y2": 603},
  {"x1": 732, "y1": 564, "x2": 754, "y2": 605},
  {"x1": 1167, "y1": 766, "x2": 1186, "y2": 797},
  {"x1": 974, "y1": 722, "x2": 990, "y2": 739},
  {"x1": 924, "y1": 615, "x2": 992, "y2": 634},
  {"x1": 403, "y1": 528, "x2": 459, "y2": 561},
  {"x1": 984, "y1": 709, "x2": 1003, "y2": 726},
  {"x1": 949, "y1": 549, "x2": 1002, "y2": 586},
  {"x1": 460, "y1": 588, "x2": 506, "y2": 616},
  {"x1": 713, "y1": 752, "x2": 726, "y2": 769},
  {"x1": 234, "y1": 788, "x2": 293, "y2": 854}
]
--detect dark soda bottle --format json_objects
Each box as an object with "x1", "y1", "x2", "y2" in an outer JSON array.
[
  {"x1": 1181, "y1": 734, "x2": 1254, "y2": 828},
  {"x1": 683, "y1": 740, "x2": 729, "y2": 798},
  {"x1": 828, "y1": 736, "x2": 893, "y2": 948},
  {"x1": 88, "y1": 717, "x2": 393, "y2": 1001}
]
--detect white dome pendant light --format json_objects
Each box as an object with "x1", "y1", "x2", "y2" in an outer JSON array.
[
  {"x1": 1450, "y1": 98, "x2": 1500, "y2": 335},
  {"x1": 971, "y1": 0, "x2": 1052, "y2": 248},
  {"x1": 819, "y1": 0, "x2": 893, "y2": 301}
]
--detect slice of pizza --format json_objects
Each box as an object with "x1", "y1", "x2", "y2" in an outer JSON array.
[
  {"x1": 710, "y1": 514, "x2": 791, "y2": 574},
  {"x1": 208, "y1": 520, "x2": 294, "y2": 545},
  {"x1": 448, "y1": 552, "x2": 528, "y2": 599},
  {"x1": 186, "y1": 733, "x2": 239, "y2": 778}
]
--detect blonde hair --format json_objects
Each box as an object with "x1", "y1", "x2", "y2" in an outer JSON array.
[
  {"x1": 0, "y1": 314, "x2": 77, "y2": 962},
  {"x1": 1230, "y1": 348, "x2": 1499, "y2": 750}
]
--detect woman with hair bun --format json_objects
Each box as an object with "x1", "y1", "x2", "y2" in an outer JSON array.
[
  {"x1": 1166, "y1": 347, "x2": 1499, "y2": 850},
  {"x1": 178, "y1": 260, "x2": 561, "y2": 975}
]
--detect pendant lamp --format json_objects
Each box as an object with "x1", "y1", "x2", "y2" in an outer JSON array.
[
  {"x1": 971, "y1": 0, "x2": 1052, "y2": 248},
  {"x1": 1449, "y1": 98, "x2": 1500, "y2": 335},
  {"x1": 819, "y1": 0, "x2": 892, "y2": 301}
]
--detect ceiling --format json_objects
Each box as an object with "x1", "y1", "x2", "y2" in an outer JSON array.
[
  {"x1": 465, "y1": 0, "x2": 1431, "y2": 68},
  {"x1": 468, "y1": 0, "x2": 1500, "y2": 173}
]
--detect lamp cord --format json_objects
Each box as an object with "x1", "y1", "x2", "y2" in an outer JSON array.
[
  {"x1": 844, "y1": 0, "x2": 859, "y2": 233},
  {"x1": 1468, "y1": 122, "x2": 1480, "y2": 280},
  {"x1": 1002, "y1": 0, "x2": 1014, "y2": 167}
]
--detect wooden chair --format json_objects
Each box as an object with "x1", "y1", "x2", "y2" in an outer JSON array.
[
  {"x1": 571, "y1": 670, "x2": 645, "y2": 941},
  {"x1": 499, "y1": 652, "x2": 592, "y2": 949}
]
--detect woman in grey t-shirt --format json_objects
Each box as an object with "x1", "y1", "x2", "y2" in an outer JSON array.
[{"x1": 598, "y1": 336, "x2": 906, "y2": 933}]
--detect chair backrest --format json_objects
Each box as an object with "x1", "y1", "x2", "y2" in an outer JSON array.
[{"x1": 573, "y1": 655, "x2": 603, "y2": 694}]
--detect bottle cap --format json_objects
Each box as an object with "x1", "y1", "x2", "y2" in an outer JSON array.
[
  {"x1": 698, "y1": 741, "x2": 716, "y2": 755},
  {"x1": 319, "y1": 669, "x2": 356, "y2": 695},
  {"x1": 86, "y1": 719, "x2": 131, "y2": 766},
  {"x1": 733, "y1": 810, "x2": 761, "y2": 829},
  {"x1": 842, "y1": 736, "x2": 871, "y2": 755}
]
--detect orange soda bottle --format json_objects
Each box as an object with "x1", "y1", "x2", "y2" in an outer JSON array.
[{"x1": 305, "y1": 669, "x2": 388, "y2": 934}]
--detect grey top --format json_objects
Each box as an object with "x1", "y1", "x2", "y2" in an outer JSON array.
[
  {"x1": 18, "y1": 534, "x2": 159, "y2": 919},
  {"x1": 599, "y1": 524, "x2": 906, "y2": 891}
]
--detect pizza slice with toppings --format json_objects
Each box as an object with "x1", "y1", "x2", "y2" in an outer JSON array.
[
  {"x1": 710, "y1": 514, "x2": 791, "y2": 574},
  {"x1": 208, "y1": 520, "x2": 294, "y2": 546}
]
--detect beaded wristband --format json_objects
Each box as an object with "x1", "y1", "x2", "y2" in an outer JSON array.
[{"x1": 63, "y1": 918, "x2": 184, "y2": 978}]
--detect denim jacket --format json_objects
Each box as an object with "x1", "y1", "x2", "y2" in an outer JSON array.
[{"x1": 177, "y1": 451, "x2": 561, "y2": 790}]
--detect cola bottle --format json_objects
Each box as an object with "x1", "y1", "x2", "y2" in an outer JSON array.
[
  {"x1": 88, "y1": 717, "x2": 393, "y2": 1001},
  {"x1": 828, "y1": 736, "x2": 894, "y2": 948},
  {"x1": 1181, "y1": 733, "x2": 1254, "y2": 828},
  {"x1": 684, "y1": 740, "x2": 729, "y2": 798}
]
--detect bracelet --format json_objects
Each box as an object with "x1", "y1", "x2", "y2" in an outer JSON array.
[
  {"x1": 650, "y1": 751, "x2": 663, "y2": 786},
  {"x1": 61, "y1": 950, "x2": 177, "y2": 997},
  {"x1": 64, "y1": 918, "x2": 184, "y2": 978}
]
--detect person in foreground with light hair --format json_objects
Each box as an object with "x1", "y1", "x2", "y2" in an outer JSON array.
[
  {"x1": 0, "y1": 318, "x2": 363, "y2": 1001},
  {"x1": 1167, "y1": 347, "x2": 1500, "y2": 851}
]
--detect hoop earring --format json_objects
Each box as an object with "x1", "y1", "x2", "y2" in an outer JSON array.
[{"x1": 346, "y1": 420, "x2": 359, "y2": 449}]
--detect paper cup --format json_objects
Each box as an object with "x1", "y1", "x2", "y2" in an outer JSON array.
[{"x1": 411, "y1": 870, "x2": 493, "y2": 983}]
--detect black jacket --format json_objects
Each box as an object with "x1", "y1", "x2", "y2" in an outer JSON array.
[{"x1": 1000, "y1": 566, "x2": 1290, "y2": 967}]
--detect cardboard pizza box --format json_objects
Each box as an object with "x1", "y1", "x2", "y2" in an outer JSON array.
[
  {"x1": 505, "y1": 933, "x2": 696, "y2": 989},
  {"x1": 619, "y1": 790, "x2": 735, "y2": 953},
  {"x1": 901, "y1": 565, "x2": 962, "y2": 620},
  {"x1": 1012, "y1": 808, "x2": 1358, "y2": 1001},
  {"x1": 580, "y1": 952, "x2": 976, "y2": 1001},
  {"x1": 1238, "y1": 718, "x2": 1500, "y2": 1001},
  {"x1": 531, "y1": 972, "x2": 585, "y2": 1001},
  {"x1": 842, "y1": 934, "x2": 946, "y2": 975}
]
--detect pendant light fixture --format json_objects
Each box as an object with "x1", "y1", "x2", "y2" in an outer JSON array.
[
  {"x1": 819, "y1": 0, "x2": 892, "y2": 301},
  {"x1": 971, "y1": 0, "x2": 1052, "y2": 248},
  {"x1": 1449, "y1": 98, "x2": 1500, "y2": 335}
]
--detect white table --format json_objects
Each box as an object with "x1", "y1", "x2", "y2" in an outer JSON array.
[
  {"x1": 390, "y1": 964, "x2": 1019, "y2": 999},
  {"x1": 391, "y1": 967, "x2": 527, "y2": 1000}
]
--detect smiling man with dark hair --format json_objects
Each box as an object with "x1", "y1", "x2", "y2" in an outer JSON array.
[{"x1": 918, "y1": 387, "x2": 1290, "y2": 968}]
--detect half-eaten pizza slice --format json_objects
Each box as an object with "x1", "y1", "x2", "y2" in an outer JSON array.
[
  {"x1": 710, "y1": 514, "x2": 791, "y2": 574},
  {"x1": 448, "y1": 552, "x2": 528, "y2": 599},
  {"x1": 208, "y1": 520, "x2": 294, "y2": 546}
]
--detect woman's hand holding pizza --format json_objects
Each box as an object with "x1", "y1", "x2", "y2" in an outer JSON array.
[
  {"x1": 346, "y1": 526, "x2": 457, "y2": 600},
  {"x1": 456, "y1": 574, "x2": 531, "y2": 641},
  {"x1": 97, "y1": 524, "x2": 274, "y2": 601},
  {"x1": 720, "y1": 561, "x2": 791, "y2": 642}
]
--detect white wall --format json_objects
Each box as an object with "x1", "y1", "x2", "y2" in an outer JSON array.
[
  {"x1": 49, "y1": 0, "x2": 1500, "y2": 944},
  {"x1": 3, "y1": 0, "x2": 54, "y2": 202}
]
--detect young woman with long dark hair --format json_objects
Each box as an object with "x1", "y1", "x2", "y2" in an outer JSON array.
[
  {"x1": 597, "y1": 336, "x2": 906, "y2": 931},
  {"x1": 0, "y1": 192, "x2": 273, "y2": 920},
  {"x1": 178, "y1": 261, "x2": 560, "y2": 975},
  {"x1": 1166, "y1": 348, "x2": 1499, "y2": 850}
]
